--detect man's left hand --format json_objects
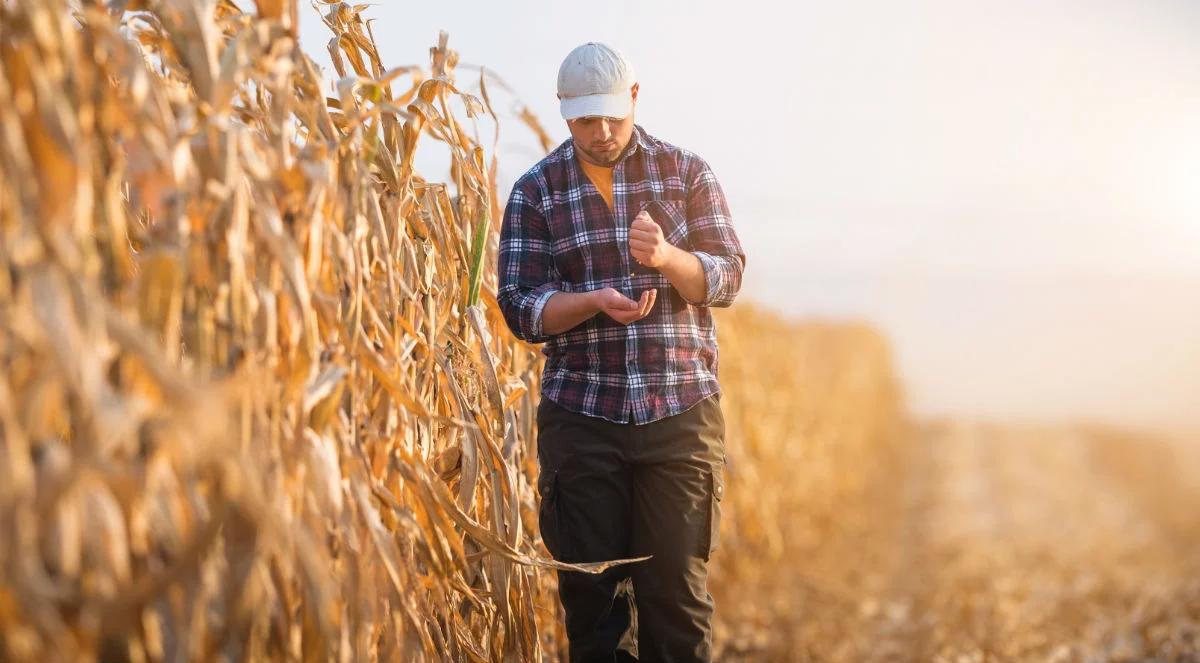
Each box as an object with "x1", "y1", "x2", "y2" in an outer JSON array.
[{"x1": 629, "y1": 211, "x2": 676, "y2": 269}]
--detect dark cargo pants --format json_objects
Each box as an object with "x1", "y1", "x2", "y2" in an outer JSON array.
[{"x1": 535, "y1": 392, "x2": 726, "y2": 663}]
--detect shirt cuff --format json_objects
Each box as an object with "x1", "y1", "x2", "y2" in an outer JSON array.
[
  {"x1": 528, "y1": 287, "x2": 560, "y2": 340},
  {"x1": 690, "y1": 251, "x2": 724, "y2": 307}
]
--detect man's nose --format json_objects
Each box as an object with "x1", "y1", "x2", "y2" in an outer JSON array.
[{"x1": 597, "y1": 120, "x2": 612, "y2": 141}]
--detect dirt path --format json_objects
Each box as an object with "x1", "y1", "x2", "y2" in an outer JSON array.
[
  {"x1": 854, "y1": 421, "x2": 1200, "y2": 662},
  {"x1": 715, "y1": 420, "x2": 1200, "y2": 661}
]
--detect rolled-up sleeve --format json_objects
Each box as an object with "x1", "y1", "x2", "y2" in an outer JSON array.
[
  {"x1": 497, "y1": 179, "x2": 563, "y2": 343},
  {"x1": 685, "y1": 157, "x2": 746, "y2": 308}
]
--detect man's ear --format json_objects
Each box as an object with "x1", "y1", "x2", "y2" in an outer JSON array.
[{"x1": 631, "y1": 82, "x2": 640, "y2": 102}]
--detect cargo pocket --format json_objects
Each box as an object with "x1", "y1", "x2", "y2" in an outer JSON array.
[
  {"x1": 537, "y1": 469, "x2": 567, "y2": 561},
  {"x1": 703, "y1": 466, "x2": 725, "y2": 560}
]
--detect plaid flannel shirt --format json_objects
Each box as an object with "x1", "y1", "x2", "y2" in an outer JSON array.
[{"x1": 497, "y1": 124, "x2": 746, "y2": 424}]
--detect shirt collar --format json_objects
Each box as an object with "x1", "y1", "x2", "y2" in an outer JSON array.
[{"x1": 628, "y1": 124, "x2": 651, "y2": 155}]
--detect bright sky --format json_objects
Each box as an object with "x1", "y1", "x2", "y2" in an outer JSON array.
[{"x1": 299, "y1": 0, "x2": 1200, "y2": 429}]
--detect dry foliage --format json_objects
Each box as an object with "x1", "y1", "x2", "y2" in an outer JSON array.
[
  {"x1": 709, "y1": 305, "x2": 1200, "y2": 662},
  {"x1": 0, "y1": 1, "x2": 624, "y2": 661},
  {"x1": 7, "y1": 2, "x2": 1187, "y2": 662},
  {"x1": 710, "y1": 306, "x2": 909, "y2": 660}
]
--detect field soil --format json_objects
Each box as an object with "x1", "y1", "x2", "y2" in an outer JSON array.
[{"x1": 714, "y1": 420, "x2": 1200, "y2": 662}]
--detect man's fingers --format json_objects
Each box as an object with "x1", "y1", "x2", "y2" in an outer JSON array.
[
  {"x1": 609, "y1": 289, "x2": 656, "y2": 324},
  {"x1": 630, "y1": 218, "x2": 657, "y2": 233},
  {"x1": 642, "y1": 290, "x2": 657, "y2": 316},
  {"x1": 603, "y1": 289, "x2": 657, "y2": 323},
  {"x1": 639, "y1": 289, "x2": 657, "y2": 316},
  {"x1": 602, "y1": 289, "x2": 638, "y2": 311},
  {"x1": 627, "y1": 291, "x2": 650, "y2": 319}
]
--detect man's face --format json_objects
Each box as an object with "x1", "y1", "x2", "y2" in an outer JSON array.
[{"x1": 565, "y1": 83, "x2": 639, "y2": 167}]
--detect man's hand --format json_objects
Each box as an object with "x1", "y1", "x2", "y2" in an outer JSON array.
[
  {"x1": 592, "y1": 287, "x2": 657, "y2": 324},
  {"x1": 628, "y1": 210, "x2": 708, "y2": 304},
  {"x1": 629, "y1": 211, "x2": 677, "y2": 269}
]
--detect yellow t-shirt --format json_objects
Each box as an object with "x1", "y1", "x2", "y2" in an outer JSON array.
[{"x1": 577, "y1": 157, "x2": 614, "y2": 210}]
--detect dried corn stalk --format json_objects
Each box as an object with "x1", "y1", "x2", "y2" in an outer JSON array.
[{"x1": 0, "y1": 1, "x2": 638, "y2": 661}]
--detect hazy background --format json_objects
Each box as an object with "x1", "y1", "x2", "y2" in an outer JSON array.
[{"x1": 299, "y1": 0, "x2": 1200, "y2": 431}]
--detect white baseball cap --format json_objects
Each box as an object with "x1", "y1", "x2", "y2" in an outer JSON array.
[{"x1": 557, "y1": 42, "x2": 637, "y2": 121}]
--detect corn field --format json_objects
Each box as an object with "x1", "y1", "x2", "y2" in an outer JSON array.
[
  {"x1": 0, "y1": 1, "x2": 612, "y2": 660},
  {"x1": 708, "y1": 305, "x2": 1200, "y2": 662},
  {"x1": 4, "y1": 2, "x2": 1199, "y2": 662}
]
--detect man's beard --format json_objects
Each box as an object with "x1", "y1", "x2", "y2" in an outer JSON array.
[{"x1": 576, "y1": 140, "x2": 621, "y2": 167}]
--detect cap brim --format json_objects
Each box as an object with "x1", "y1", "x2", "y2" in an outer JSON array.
[{"x1": 560, "y1": 90, "x2": 633, "y2": 121}]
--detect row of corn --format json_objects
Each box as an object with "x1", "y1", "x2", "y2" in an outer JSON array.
[{"x1": 0, "y1": 1, "x2": 908, "y2": 661}]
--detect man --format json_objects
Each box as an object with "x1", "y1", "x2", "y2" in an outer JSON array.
[{"x1": 497, "y1": 41, "x2": 746, "y2": 663}]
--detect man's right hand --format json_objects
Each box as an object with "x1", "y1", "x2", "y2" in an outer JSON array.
[{"x1": 592, "y1": 287, "x2": 657, "y2": 325}]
